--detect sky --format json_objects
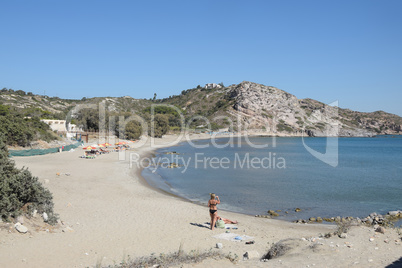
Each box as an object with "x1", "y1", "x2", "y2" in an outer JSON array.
[{"x1": 1, "y1": 0, "x2": 401, "y2": 116}]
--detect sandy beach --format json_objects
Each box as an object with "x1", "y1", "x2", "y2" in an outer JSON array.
[{"x1": 1, "y1": 134, "x2": 401, "y2": 268}]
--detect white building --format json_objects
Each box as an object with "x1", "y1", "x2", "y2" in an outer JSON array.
[
  {"x1": 204, "y1": 83, "x2": 222, "y2": 89},
  {"x1": 41, "y1": 119, "x2": 82, "y2": 132}
]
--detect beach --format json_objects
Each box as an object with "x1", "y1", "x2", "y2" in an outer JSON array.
[{"x1": 1, "y1": 134, "x2": 401, "y2": 268}]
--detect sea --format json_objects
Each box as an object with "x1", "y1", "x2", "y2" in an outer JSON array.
[{"x1": 142, "y1": 135, "x2": 402, "y2": 224}]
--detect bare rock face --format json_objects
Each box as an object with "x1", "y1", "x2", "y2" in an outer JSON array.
[{"x1": 227, "y1": 81, "x2": 380, "y2": 137}]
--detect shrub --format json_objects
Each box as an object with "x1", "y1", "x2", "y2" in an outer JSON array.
[
  {"x1": 105, "y1": 248, "x2": 237, "y2": 268},
  {"x1": 0, "y1": 104, "x2": 57, "y2": 146},
  {"x1": 124, "y1": 121, "x2": 143, "y2": 140},
  {"x1": 0, "y1": 136, "x2": 58, "y2": 224}
]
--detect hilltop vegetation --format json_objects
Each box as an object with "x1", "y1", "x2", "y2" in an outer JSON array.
[{"x1": 1, "y1": 82, "x2": 401, "y2": 147}]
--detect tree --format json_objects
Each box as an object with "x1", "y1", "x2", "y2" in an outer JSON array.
[
  {"x1": 15, "y1": 90, "x2": 26, "y2": 96},
  {"x1": 153, "y1": 93, "x2": 157, "y2": 101},
  {"x1": 76, "y1": 108, "x2": 102, "y2": 132},
  {"x1": 150, "y1": 114, "x2": 169, "y2": 138},
  {"x1": 124, "y1": 120, "x2": 143, "y2": 140}
]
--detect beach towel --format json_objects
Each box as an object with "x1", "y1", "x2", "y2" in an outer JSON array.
[{"x1": 212, "y1": 232, "x2": 254, "y2": 242}]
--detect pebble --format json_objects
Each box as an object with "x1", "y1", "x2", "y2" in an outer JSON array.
[
  {"x1": 14, "y1": 222, "x2": 28, "y2": 233},
  {"x1": 339, "y1": 233, "x2": 347, "y2": 239},
  {"x1": 42, "y1": 212, "x2": 48, "y2": 222},
  {"x1": 369, "y1": 238, "x2": 375, "y2": 242},
  {"x1": 216, "y1": 243, "x2": 223, "y2": 249}
]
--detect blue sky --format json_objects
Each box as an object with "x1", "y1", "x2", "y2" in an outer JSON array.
[{"x1": 1, "y1": 0, "x2": 401, "y2": 115}]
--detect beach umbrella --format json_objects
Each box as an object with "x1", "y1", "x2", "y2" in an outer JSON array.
[
  {"x1": 115, "y1": 141, "x2": 126, "y2": 145},
  {"x1": 104, "y1": 143, "x2": 112, "y2": 146},
  {"x1": 83, "y1": 146, "x2": 96, "y2": 150},
  {"x1": 98, "y1": 144, "x2": 105, "y2": 147}
]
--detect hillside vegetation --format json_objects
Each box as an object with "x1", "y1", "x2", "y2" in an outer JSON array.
[{"x1": 1, "y1": 82, "x2": 401, "y2": 145}]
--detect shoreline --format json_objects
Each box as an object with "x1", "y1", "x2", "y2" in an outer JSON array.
[
  {"x1": 1, "y1": 133, "x2": 401, "y2": 267},
  {"x1": 137, "y1": 134, "x2": 402, "y2": 225}
]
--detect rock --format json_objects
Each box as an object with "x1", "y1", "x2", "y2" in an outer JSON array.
[
  {"x1": 375, "y1": 226, "x2": 386, "y2": 234},
  {"x1": 216, "y1": 243, "x2": 223, "y2": 249},
  {"x1": 369, "y1": 238, "x2": 375, "y2": 242},
  {"x1": 388, "y1": 211, "x2": 399, "y2": 216},
  {"x1": 316, "y1": 217, "x2": 323, "y2": 223},
  {"x1": 339, "y1": 233, "x2": 347, "y2": 239},
  {"x1": 243, "y1": 251, "x2": 260, "y2": 260},
  {"x1": 268, "y1": 210, "x2": 279, "y2": 217},
  {"x1": 309, "y1": 217, "x2": 316, "y2": 222},
  {"x1": 14, "y1": 222, "x2": 28, "y2": 233},
  {"x1": 295, "y1": 208, "x2": 301, "y2": 212},
  {"x1": 43, "y1": 212, "x2": 48, "y2": 222},
  {"x1": 32, "y1": 209, "x2": 37, "y2": 217}
]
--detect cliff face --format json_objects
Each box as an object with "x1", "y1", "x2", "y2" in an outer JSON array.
[{"x1": 226, "y1": 81, "x2": 400, "y2": 137}]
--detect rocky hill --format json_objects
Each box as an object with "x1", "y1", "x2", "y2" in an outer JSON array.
[
  {"x1": 1, "y1": 82, "x2": 401, "y2": 137},
  {"x1": 161, "y1": 81, "x2": 402, "y2": 137}
]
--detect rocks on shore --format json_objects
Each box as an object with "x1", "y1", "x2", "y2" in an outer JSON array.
[
  {"x1": 293, "y1": 210, "x2": 402, "y2": 226},
  {"x1": 164, "y1": 151, "x2": 180, "y2": 155},
  {"x1": 268, "y1": 210, "x2": 279, "y2": 217},
  {"x1": 14, "y1": 222, "x2": 28, "y2": 233},
  {"x1": 167, "y1": 163, "x2": 181, "y2": 168}
]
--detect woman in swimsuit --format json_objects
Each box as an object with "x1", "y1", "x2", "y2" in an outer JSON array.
[{"x1": 208, "y1": 193, "x2": 220, "y2": 230}]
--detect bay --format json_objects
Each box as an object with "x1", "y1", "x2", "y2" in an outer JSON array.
[{"x1": 142, "y1": 136, "x2": 402, "y2": 222}]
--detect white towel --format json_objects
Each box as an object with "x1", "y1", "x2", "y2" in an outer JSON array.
[{"x1": 212, "y1": 232, "x2": 254, "y2": 242}]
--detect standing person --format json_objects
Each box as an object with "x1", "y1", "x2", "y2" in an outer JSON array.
[{"x1": 208, "y1": 193, "x2": 220, "y2": 230}]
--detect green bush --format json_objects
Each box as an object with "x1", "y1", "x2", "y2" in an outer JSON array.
[
  {"x1": 0, "y1": 137, "x2": 58, "y2": 224},
  {"x1": 0, "y1": 104, "x2": 57, "y2": 146},
  {"x1": 277, "y1": 123, "x2": 293, "y2": 133},
  {"x1": 124, "y1": 120, "x2": 143, "y2": 140},
  {"x1": 149, "y1": 114, "x2": 169, "y2": 138}
]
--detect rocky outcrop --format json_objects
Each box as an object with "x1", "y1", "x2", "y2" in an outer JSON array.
[{"x1": 226, "y1": 81, "x2": 398, "y2": 137}]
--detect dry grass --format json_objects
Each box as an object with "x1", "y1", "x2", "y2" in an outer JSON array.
[{"x1": 101, "y1": 248, "x2": 238, "y2": 268}]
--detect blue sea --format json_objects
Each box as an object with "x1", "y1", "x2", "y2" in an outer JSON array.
[{"x1": 142, "y1": 136, "x2": 402, "y2": 222}]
